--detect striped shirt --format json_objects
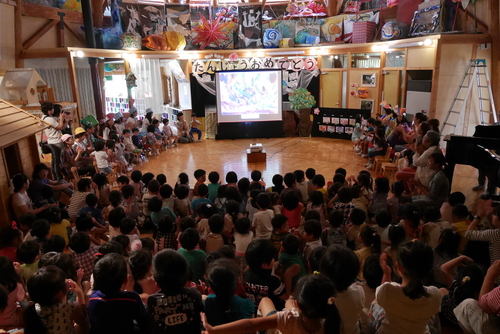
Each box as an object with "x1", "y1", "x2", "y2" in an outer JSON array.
[
  {"x1": 479, "y1": 285, "x2": 500, "y2": 316},
  {"x1": 465, "y1": 229, "x2": 500, "y2": 264}
]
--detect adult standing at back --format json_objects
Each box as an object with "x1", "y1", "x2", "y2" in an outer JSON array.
[{"x1": 41, "y1": 101, "x2": 66, "y2": 180}]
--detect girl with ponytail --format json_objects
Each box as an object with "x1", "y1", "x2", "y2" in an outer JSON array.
[
  {"x1": 355, "y1": 225, "x2": 382, "y2": 280},
  {"x1": 400, "y1": 204, "x2": 422, "y2": 240},
  {"x1": 202, "y1": 274, "x2": 341, "y2": 334},
  {"x1": 372, "y1": 240, "x2": 441, "y2": 333}
]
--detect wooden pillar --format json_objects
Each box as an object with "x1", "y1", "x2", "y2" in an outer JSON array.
[
  {"x1": 67, "y1": 54, "x2": 82, "y2": 123},
  {"x1": 14, "y1": 0, "x2": 24, "y2": 68},
  {"x1": 428, "y1": 43, "x2": 442, "y2": 119},
  {"x1": 489, "y1": 0, "x2": 500, "y2": 121}
]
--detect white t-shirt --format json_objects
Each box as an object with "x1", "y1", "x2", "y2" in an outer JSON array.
[
  {"x1": 233, "y1": 231, "x2": 254, "y2": 254},
  {"x1": 43, "y1": 116, "x2": 62, "y2": 144},
  {"x1": 375, "y1": 282, "x2": 441, "y2": 334},
  {"x1": 12, "y1": 191, "x2": 33, "y2": 219},
  {"x1": 276, "y1": 308, "x2": 325, "y2": 334},
  {"x1": 336, "y1": 283, "x2": 365, "y2": 334},
  {"x1": 252, "y1": 209, "x2": 274, "y2": 239},
  {"x1": 90, "y1": 151, "x2": 109, "y2": 169}
]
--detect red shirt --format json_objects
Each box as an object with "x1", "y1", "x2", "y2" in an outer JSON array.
[{"x1": 282, "y1": 202, "x2": 304, "y2": 229}]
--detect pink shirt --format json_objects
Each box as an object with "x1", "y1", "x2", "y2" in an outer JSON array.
[
  {"x1": 479, "y1": 285, "x2": 500, "y2": 316},
  {"x1": 0, "y1": 283, "x2": 25, "y2": 327}
]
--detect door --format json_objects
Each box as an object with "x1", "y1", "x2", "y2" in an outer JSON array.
[
  {"x1": 382, "y1": 70, "x2": 402, "y2": 107},
  {"x1": 321, "y1": 71, "x2": 342, "y2": 108}
]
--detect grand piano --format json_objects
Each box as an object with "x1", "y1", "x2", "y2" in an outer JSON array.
[{"x1": 444, "y1": 125, "x2": 500, "y2": 197}]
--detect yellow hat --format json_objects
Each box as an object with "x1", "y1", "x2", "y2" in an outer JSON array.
[{"x1": 74, "y1": 127, "x2": 86, "y2": 135}]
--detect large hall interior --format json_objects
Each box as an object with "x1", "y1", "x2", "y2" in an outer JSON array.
[{"x1": 0, "y1": 0, "x2": 499, "y2": 333}]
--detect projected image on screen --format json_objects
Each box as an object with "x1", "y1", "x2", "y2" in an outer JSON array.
[{"x1": 216, "y1": 70, "x2": 282, "y2": 123}]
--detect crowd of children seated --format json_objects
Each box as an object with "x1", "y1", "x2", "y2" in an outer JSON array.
[{"x1": 3, "y1": 152, "x2": 500, "y2": 333}]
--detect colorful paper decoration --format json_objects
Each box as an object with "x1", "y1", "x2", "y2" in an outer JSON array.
[
  {"x1": 304, "y1": 57, "x2": 317, "y2": 71},
  {"x1": 139, "y1": 5, "x2": 166, "y2": 37},
  {"x1": 238, "y1": 5, "x2": 263, "y2": 48},
  {"x1": 381, "y1": 21, "x2": 408, "y2": 40},
  {"x1": 263, "y1": 28, "x2": 282, "y2": 48},
  {"x1": 192, "y1": 14, "x2": 231, "y2": 49},
  {"x1": 322, "y1": 16, "x2": 344, "y2": 42},
  {"x1": 121, "y1": 32, "x2": 142, "y2": 50},
  {"x1": 95, "y1": 0, "x2": 123, "y2": 49},
  {"x1": 163, "y1": 31, "x2": 187, "y2": 50},
  {"x1": 289, "y1": 87, "x2": 316, "y2": 110},
  {"x1": 142, "y1": 34, "x2": 169, "y2": 50}
]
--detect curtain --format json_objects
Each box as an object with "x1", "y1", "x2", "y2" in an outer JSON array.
[
  {"x1": 36, "y1": 68, "x2": 95, "y2": 119},
  {"x1": 129, "y1": 58, "x2": 164, "y2": 115}
]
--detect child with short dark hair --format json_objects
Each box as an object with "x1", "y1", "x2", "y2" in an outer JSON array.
[
  {"x1": 244, "y1": 239, "x2": 286, "y2": 310},
  {"x1": 294, "y1": 169, "x2": 308, "y2": 203},
  {"x1": 205, "y1": 214, "x2": 227, "y2": 254},
  {"x1": 156, "y1": 173, "x2": 167, "y2": 186},
  {"x1": 193, "y1": 169, "x2": 206, "y2": 197},
  {"x1": 69, "y1": 231, "x2": 99, "y2": 282},
  {"x1": 207, "y1": 171, "x2": 221, "y2": 203},
  {"x1": 17, "y1": 240, "x2": 41, "y2": 283},
  {"x1": 178, "y1": 228, "x2": 206, "y2": 283},
  {"x1": 375, "y1": 209, "x2": 392, "y2": 249},
  {"x1": 312, "y1": 174, "x2": 327, "y2": 201},
  {"x1": 305, "y1": 167, "x2": 316, "y2": 195},
  {"x1": 32, "y1": 219, "x2": 51, "y2": 250},
  {"x1": 116, "y1": 175, "x2": 129, "y2": 188},
  {"x1": 44, "y1": 235, "x2": 66, "y2": 253},
  {"x1": 281, "y1": 190, "x2": 303, "y2": 230},
  {"x1": 368, "y1": 176, "x2": 390, "y2": 218},
  {"x1": 121, "y1": 184, "x2": 140, "y2": 221},
  {"x1": 321, "y1": 210, "x2": 347, "y2": 247},
  {"x1": 89, "y1": 253, "x2": 150, "y2": 333},
  {"x1": 191, "y1": 184, "x2": 212, "y2": 218},
  {"x1": 250, "y1": 170, "x2": 266, "y2": 190},
  {"x1": 174, "y1": 184, "x2": 192, "y2": 218},
  {"x1": 77, "y1": 193, "x2": 105, "y2": 226},
  {"x1": 143, "y1": 179, "x2": 160, "y2": 218},
  {"x1": 300, "y1": 219, "x2": 323, "y2": 262},
  {"x1": 67, "y1": 178, "x2": 98, "y2": 220},
  {"x1": 331, "y1": 186, "x2": 356, "y2": 225},
  {"x1": 130, "y1": 170, "x2": 144, "y2": 200},
  {"x1": 347, "y1": 208, "x2": 367, "y2": 250},
  {"x1": 233, "y1": 217, "x2": 253, "y2": 257},
  {"x1": 320, "y1": 245, "x2": 364, "y2": 334},
  {"x1": 159, "y1": 184, "x2": 174, "y2": 212},
  {"x1": 204, "y1": 258, "x2": 254, "y2": 326},
  {"x1": 307, "y1": 190, "x2": 328, "y2": 228},
  {"x1": 155, "y1": 215, "x2": 177, "y2": 251},
  {"x1": 279, "y1": 234, "x2": 306, "y2": 288},
  {"x1": 148, "y1": 196, "x2": 177, "y2": 228},
  {"x1": 120, "y1": 217, "x2": 142, "y2": 251},
  {"x1": 252, "y1": 192, "x2": 274, "y2": 239},
  {"x1": 148, "y1": 249, "x2": 204, "y2": 332},
  {"x1": 24, "y1": 265, "x2": 87, "y2": 333},
  {"x1": 387, "y1": 180, "x2": 404, "y2": 224},
  {"x1": 270, "y1": 214, "x2": 290, "y2": 255}
]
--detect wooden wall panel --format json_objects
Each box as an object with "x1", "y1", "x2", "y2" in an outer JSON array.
[{"x1": 407, "y1": 48, "x2": 436, "y2": 69}]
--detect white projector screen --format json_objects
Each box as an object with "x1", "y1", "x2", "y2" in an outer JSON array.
[{"x1": 216, "y1": 70, "x2": 283, "y2": 123}]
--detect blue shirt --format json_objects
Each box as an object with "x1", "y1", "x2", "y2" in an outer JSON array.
[{"x1": 204, "y1": 294, "x2": 255, "y2": 326}]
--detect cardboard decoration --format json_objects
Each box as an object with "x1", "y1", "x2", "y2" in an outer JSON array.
[
  {"x1": 295, "y1": 18, "x2": 320, "y2": 45},
  {"x1": 212, "y1": 5, "x2": 238, "y2": 49},
  {"x1": 165, "y1": 5, "x2": 192, "y2": 49},
  {"x1": 139, "y1": 4, "x2": 166, "y2": 37},
  {"x1": 343, "y1": 11, "x2": 379, "y2": 42},
  {"x1": 238, "y1": 5, "x2": 263, "y2": 49},
  {"x1": 119, "y1": 3, "x2": 142, "y2": 37},
  {"x1": 409, "y1": 5, "x2": 442, "y2": 37},
  {"x1": 270, "y1": 20, "x2": 296, "y2": 39},
  {"x1": 321, "y1": 15, "x2": 344, "y2": 42}
]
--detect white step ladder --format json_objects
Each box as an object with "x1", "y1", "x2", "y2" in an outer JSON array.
[{"x1": 440, "y1": 59, "x2": 498, "y2": 135}]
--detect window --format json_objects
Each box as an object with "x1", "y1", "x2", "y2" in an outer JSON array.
[{"x1": 351, "y1": 53, "x2": 381, "y2": 68}]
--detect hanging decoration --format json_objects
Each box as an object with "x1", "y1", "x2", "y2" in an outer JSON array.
[{"x1": 192, "y1": 14, "x2": 231, "y2": 49}]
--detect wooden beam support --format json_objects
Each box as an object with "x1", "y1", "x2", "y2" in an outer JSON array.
[
  {"x1": 57, "y1": 12, "x2": 66, "y2": 47},
  {"x1": 64, "y1": 22, "x2": 87, "y2": 47},
  {"x1": 66, "y1": 54, "x2": 82, "y2": 123},
  {"x1": 92, "y1": 0, "x2": 104, "y2": 28},
  {"x1": 22, "y1": 19, "x2": 58, "y2": 50},
  {"x1": 14, "y1": 0, "x2": 23, "y2": 68},
  {"x1": 22, "y1": 3, "x2": 84, "y2": 24}
]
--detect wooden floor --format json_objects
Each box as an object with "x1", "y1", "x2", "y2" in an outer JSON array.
[{"x1": 138, "y1": 137, "x2": 483, "y2": 210}]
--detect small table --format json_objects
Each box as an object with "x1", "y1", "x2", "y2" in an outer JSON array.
[{"x1": 246, "y1": 149, "x2": 266, "y2": 163}]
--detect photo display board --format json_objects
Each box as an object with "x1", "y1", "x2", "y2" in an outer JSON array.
[{"x1": 312, "y1": 108, "x2": 371, "y2": 139}]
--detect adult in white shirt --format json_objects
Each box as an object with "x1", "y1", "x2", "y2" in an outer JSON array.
[
  {"x1": 126, "y1": 108, "x2": 140, "y2": 130},
  {"x1": 141, "y1": 108, "x2": 154, "y2": 133},
  {"x1": 41, "y1": 101, "x2": 66, "y2": 180},
  {"x1": 11, "y1": 174, "x2": 51, "y2": 220}
]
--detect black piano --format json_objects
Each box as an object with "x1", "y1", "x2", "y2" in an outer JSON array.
[{"x1": 444, "y1": 125, "x2": 500, "y2": 196}]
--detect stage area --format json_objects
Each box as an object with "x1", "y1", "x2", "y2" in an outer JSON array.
[{"x1": 137, "y1": 137, "x2": 482, "y2": 210}]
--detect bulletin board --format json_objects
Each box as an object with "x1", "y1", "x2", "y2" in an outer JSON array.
[{"x1": 312, "y1": 108, "x2": 371, "y2": 139}]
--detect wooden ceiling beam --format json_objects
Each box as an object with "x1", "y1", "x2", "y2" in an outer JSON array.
[
  {"x1": 21, "y1": 3, "x2": 84, "y2": 24},
  {"x1": 22, "y1": 19, "x2": 58, "y2": 50}
]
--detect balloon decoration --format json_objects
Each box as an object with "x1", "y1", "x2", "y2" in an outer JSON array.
[{"x1": 192, "y1": 14, "x2": 230, "y2": 50}]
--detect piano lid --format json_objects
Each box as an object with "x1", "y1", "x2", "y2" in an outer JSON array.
[{"x1": 473, "y1": 124, "x2": 500, "y2": 139}]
